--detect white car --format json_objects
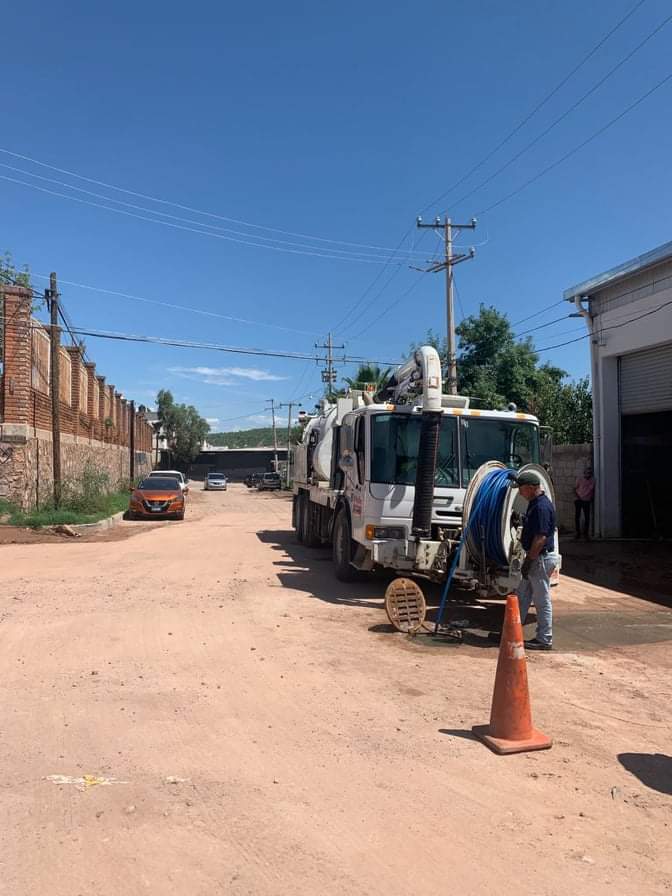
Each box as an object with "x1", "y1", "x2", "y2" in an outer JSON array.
[
  {"x1": 147, "y1": 469, "x2": 188, "y2": 492},
  {"x1": 204, "y1": 472, "x2": 228, "y2": 491}
]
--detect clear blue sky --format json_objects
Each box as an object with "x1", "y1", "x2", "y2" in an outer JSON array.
[{"x1": 2, "y1": 0, "x2": 671, "y2": 430}]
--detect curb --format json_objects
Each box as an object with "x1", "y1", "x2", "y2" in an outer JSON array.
[{"x1": 70, "y1": 510, "x2": 126, "y2": 534}]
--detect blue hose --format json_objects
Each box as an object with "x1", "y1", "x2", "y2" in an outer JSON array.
[{"x1": 434, "y1": 468, "x2": 516, "y2": 633}]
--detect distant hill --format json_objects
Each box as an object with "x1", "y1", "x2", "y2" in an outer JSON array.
[{"x1": 207, "y1": 426, "x2": 302, "y2": 449}]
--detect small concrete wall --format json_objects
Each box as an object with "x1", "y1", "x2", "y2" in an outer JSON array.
[{"x1": 552, "y1": 443, "x2": 593, "y2": 533}]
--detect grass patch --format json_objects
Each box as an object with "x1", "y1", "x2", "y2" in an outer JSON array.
[
  {"x1": 0, "y1": 464, "x2": 131, "y2": 528},
  {"x1": 0, "y1": 491, "x2": 129, "y2": 528}
]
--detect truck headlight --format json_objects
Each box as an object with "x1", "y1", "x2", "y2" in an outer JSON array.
[{"x1": 365, "y1": 525, "x2": 405, "y2": 540}]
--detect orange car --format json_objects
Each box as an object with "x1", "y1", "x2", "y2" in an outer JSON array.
[{"x1": 128, "y1": 475, "x2": 187, "y2": 521}]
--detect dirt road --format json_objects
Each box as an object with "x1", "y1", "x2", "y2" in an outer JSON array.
[{"x1": 2, "y1": 484, "x2": 671, "y2": 895}]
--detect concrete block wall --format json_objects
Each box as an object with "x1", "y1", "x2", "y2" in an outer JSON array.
[{"x1": 551, "y1": 443, "x2": 593, "y2": 532}]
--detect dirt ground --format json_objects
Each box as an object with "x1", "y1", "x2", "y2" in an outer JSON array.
[{"x1": 1, "y1": 484, "x2": 671, "y2": 896}]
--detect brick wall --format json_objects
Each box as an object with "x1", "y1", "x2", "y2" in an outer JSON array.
[
  {"x1": 552, "y1": 443, "x2": 593, "y2": 532},
  {"x1": 0, "y1": 285, "x2": 154, "y2": 508}
]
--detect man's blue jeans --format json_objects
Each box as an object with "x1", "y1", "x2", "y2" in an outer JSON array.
[{"x1": 516, "y1": 554, "x2": 558, "y2": 646}]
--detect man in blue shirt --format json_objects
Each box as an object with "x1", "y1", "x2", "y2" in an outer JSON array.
[{"x1": 514, "y1": 470, "x2": 559, "y2": 651}]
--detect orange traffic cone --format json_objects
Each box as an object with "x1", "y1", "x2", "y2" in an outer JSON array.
[{"x1": 472, "y1": 594, "x2": 552, "y2": 755}]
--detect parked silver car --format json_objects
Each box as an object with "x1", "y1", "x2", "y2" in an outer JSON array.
[{"x1": 204, "y1": 471, "x2": 228, "y2": 491}]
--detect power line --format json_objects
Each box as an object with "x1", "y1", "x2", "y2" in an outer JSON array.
[
  {"x1": 478, "y1": 67, "x2": 672, "y2": 216},
  {"x1": 0, "y1": 162, "x2": 432, "y2": 264},
  {"x1": 421, "y1": 0, "x2": 648, "y2": 214},
  {"x1": 514, "y1": 314, "x2": 570, "y2": 338},
  {"x1": 447, "y1": 8, "x2": 672, "y2": 214},
  {"x1": 510, "y1": 300, "x2": 565, "y2": 327},
  {"x1": 0, "y1": 173, "x2": 415, "y2": 266},
  {"x1": 0, "y1": 147, "x2": 434, "y2": 257},
  {"x1": 331, "y1": 228, "x2": 423, "y2": 334},
  {"x1": 534, "y1": 295, "x2": 672, "y2": 353},
  {"x1": 6, "y1": 320, "x2": 403, "y2": 367},
  {"x1": 29, "y1": 272, "x2": 323, "y2": 338}
]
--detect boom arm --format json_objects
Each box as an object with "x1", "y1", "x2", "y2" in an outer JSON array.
[{"x1": 377, "y1": 345, "x2": 443, "y2": 411}]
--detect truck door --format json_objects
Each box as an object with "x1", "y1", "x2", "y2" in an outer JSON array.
[{"x1": 339, "y1": 414, "x2": 366, "y2": 540}]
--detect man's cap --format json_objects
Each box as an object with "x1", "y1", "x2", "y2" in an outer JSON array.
[{"x1": 514, "y1": 470, "x2": 542, "y2": 487}]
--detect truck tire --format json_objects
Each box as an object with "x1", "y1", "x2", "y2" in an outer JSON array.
[
  {"x1": 333, "y1": 507, "x2": 357, "y2": 582},
  {"x1": 304, "y1": 500, "x2": 321, "y2": 548}
]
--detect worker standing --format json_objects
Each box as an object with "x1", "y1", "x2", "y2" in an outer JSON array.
[
  {"x1": 574, "y1": 466, "x2": 595, "y2": 540},
  {"x1": 514, "y1": 471, "x2": 559, "y2": 651}
]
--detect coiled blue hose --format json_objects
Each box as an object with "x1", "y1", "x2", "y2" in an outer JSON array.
[{"x1": 434, "y1": 468, "x2": 516, "y2": 633}]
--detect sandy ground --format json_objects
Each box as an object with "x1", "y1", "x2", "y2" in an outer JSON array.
[{"x1": 1, "y1": 483, "x2": 671, "y2": 896}]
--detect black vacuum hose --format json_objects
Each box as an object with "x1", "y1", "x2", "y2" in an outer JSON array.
[{"x1": 411, "y1": 411, "x2": 442, "y2": 538}]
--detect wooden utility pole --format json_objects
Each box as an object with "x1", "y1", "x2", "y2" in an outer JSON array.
[
  {"x1": 48, "y1": 272, "x2": 62, "y2": 507},
  {"x1": 415, "y1": 216, "x2": 477, "y2": 394}
]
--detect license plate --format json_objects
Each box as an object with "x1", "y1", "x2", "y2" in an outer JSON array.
[{"x1": 150, "y1": 506, "x2": 163, "y2": 512}]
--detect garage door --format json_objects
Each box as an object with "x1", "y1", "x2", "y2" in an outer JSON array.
[{"x1": 619, "y1": 343, "x2": 672, "y2": 414}]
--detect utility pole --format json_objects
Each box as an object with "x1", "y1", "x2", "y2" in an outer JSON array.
[
  {"x1": 48, "y1": 272, "x2": 62, "y2": 507},
  {"x1": 416, "y1": 216, "x2": 477, "y2": 394},
  {"x1": 279, "y1": 401, "x2": 302, "y2": 487},
  {"x1": 266, "y1": 398, "x2": 279, "y2": 472},
  {"x1": 315, "y1": 332, "x2": 344, "y2": 399}
]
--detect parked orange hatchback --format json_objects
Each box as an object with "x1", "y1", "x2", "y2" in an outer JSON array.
[{"x1": 128, "y1": 476, "x2": 187, "y2": 521}]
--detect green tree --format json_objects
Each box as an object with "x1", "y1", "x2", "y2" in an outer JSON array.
[
  {"x1": 342, "y1": 363, "x2": 391, "y2": 393},
  {"x1": 156, "y1": 389, "x2": 210, "y2": 467},
  {"x1": 0, "y1": 251, "x2": 31, "y2": 288}
]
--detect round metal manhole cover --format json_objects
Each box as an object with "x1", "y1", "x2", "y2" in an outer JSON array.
[{"x1": 385, "y1": 578, "x2": 427, "y2": 633}]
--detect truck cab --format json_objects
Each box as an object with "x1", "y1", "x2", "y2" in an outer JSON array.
[{"x1": 337, "y1": 403, "x2": 540, "y2": 575}]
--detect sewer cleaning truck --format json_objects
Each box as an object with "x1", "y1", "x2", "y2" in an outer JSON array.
[{"x1": 292, "y1": 345, "x2": 559, "y2": 598}]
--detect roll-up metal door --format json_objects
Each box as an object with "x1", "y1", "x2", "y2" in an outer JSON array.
[{"x1": 619, "y1": 343, "x2": 672, "y2": 415}]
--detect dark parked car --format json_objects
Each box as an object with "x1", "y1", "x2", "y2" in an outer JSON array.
[
  {"x1": 244, "y1": 474, "x2": 261, "y2": 488},
  {"x1": 257, "y1": 472, "x2": 282, "y2": 492}
]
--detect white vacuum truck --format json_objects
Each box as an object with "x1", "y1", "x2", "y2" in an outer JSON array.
[{"x1": 292, "y1": 345, "x2": 558, "y2": 597}]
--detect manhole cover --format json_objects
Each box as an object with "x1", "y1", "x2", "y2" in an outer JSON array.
[{"x1": 385, "y1": 578, "x2": 427, "y2": 633}]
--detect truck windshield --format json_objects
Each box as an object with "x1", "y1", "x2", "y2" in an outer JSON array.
[
  {"x1": 370, "y1": 414, "x2": 459, "y2": 487},
  {"x1": 460, "y1": 418, "x2": 540, "y2": 486}
]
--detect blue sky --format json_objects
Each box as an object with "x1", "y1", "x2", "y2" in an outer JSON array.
[{"x1": 2, "y1": 0, "x2": 671, "y2": 430}]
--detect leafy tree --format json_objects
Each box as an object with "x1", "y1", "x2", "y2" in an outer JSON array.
[
  {"x1": 413, "y1": 305, "x2": 592, "y2": 443},
  {"x1": 342, "y1": 363, "x2": 391, "y2": 392},
  {"x1": 0, "y1": 251, "x2": 31, "y2": 288},
  {"x1": 156, "y1": 389, "x2": 210, "y2": 467}
]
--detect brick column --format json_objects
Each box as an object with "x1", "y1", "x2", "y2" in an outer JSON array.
[
  {"x1": 120, "y1": 397, "x2": 127, "y2": 444},
  {"x1": 114, "y1": 392, "x2": 122, "y2": 445},
  {"x1": 97, "y1": 376, "x2": 106, "y2": 440},
  {"x1": 1, "y1": 285, "x2": 32, "y2": 425},
  {"x1": 65, "y1": 347, "x2": 82, "y2": 413},
  {"x1": 84, "y1": 363, "x2": 96, "y2": 417}
]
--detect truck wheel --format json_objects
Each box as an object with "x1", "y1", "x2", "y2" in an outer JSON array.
[
  {"x1": 304, "y1": 500, "x2": 321, "y2": 548},
  {"x1": 333, "y1": 508, "x2": 357, "y2": 582}
]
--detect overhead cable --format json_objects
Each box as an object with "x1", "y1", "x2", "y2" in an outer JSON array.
[
  {"x1": 28, "y1": 273, "x2": 323, "y2": 337},
  {"x1": 478, "y1": 69, "x2": 672, "y2": 216},
  {"x1": 0, "y1": 147, "x2": 428, "y2": 257},
  {"x1": 421, "y1": 0, "x2": 648, "y2": 214},
  {"x1": 0, "y1": 173, "x2": 413, "y2": 266},
  {"x1": 446, "y1": 9, "x2": 672, "y2": 214}
]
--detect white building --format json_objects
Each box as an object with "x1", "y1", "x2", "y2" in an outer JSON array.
[{"x1": 564, "y1": 240, "x2": 672, "y2": 539}]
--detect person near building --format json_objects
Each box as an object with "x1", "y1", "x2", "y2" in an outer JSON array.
[
  {"x1": 514, "y1": 470, "x2": 559, "y2": 651},
  {"x1": 574, "y1": 466, "x2": 595, "y2": 540}
]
